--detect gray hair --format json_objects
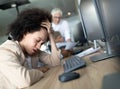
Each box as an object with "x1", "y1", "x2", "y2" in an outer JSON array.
[{"x1": 51, "y1": 8, "x2": 63, "y2": 16}]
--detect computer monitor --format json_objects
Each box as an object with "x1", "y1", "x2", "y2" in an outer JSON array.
[
  {"x1": 95, "y1": 0, "x2": 120, "y2": 53},
  {"x1": 79, "y1": 0, "x2": 105, "y2": 41},
  {"x1": 79, "y1": 0, "x2": 119, "y2": 62}
]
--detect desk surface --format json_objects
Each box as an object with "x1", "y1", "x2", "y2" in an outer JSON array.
[{"x1": 24, "y1": 51, "x2": 120, "y2": 89}]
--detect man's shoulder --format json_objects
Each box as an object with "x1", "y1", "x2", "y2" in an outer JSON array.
[
  {"x1": 61, "y1": 20, "x2": 68, "y2": 24},
  {"x1": 60, "y1": 20, "x2": 69, "y2": 26}
]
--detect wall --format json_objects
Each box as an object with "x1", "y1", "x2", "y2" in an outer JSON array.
[{"x1": 0, "y1": 0, "x2": 79, "y2": 44}]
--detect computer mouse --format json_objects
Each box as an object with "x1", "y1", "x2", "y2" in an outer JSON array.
[{"x1": 59, "y1": 72, "x2": 80, "y2": 82}]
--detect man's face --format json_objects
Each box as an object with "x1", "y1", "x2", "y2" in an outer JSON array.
[
  {"x1": 52, "y1": 13, "x2": 62, "y2": 24},
  {"x1": 20, "y1": 28, "x2": 48, "y2": 56},
  {"x1": 56, "y1": 35, "x2": 64, "y2": 42}
]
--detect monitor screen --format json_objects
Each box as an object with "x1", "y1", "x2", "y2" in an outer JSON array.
[
  {"x1": 79, "y1": 0, "x2": 105, "y2": 41},
  {"x1": 96, "y1": 0, "x2": 120, "y2": 39},
  {"x1": 95, "y1": 0, "x2": 120, "y2": 53}
]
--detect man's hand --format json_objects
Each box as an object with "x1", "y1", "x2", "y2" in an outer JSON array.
[{"x1": 61, "y1": 48, "x2": 73, "y2": 58}]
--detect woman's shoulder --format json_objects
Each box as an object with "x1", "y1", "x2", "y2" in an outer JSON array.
[
  {"x1": 0, "y1": 40, "x2": 18, "y2": 49},
  {"x1": 0, "y1": 40, "x2": 23, "y2": 55}
]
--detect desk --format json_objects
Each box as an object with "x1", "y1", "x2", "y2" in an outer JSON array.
[{"x1": 24, "y1": 52, "x2": 120, "y2": 89}]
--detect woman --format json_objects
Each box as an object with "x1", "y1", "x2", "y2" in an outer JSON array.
[{"x1": 0, "y1": 8, "x2": 61, "y2": 89}]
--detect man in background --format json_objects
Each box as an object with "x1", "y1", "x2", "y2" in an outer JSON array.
[
  {"x1": 53, "y1": 31, "x2": 73, "y2": 58},
  {"x1": 51, "y1": 8, "x2": 71, "y2": 42}
]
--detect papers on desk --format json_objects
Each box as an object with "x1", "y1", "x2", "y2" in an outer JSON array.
[
  {"x1": 75, "y1": 47, "x2": 101, "y2": 57},
  {"x1": 56, "y1": 42, "x2": 77, "y2": 50}
]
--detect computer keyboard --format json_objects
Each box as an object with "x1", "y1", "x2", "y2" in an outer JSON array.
[{"x1": 63, "y1": 56, "x2": 86, "y2": 73}]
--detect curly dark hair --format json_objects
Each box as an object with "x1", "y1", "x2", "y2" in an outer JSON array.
[{"x1": 8, "y1": 8, "x2": 52, "y2": 41}]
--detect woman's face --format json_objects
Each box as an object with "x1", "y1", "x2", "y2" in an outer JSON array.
[{"x1": 19, "y1": 28, "x2": 48, "y2": 56}]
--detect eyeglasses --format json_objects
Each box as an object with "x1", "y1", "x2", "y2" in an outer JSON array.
[{"x1": 53, "y1": 16, "x2": 62, "y2": 19}]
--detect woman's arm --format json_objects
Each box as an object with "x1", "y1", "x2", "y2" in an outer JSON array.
[
  {"x1": 39, "y1": 21, "x2": 61, "y2": 66},
  {"x1": 0, "y1": 49, "x2": 44, "y2": 88}
]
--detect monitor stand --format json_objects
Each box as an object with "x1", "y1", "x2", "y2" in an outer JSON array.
[
  {"x1": 90, "y1": 40, "x2": 117, "y2": 62},
  {"x1": 90, "y1": 53, "x2": 116, "y2": 62}
]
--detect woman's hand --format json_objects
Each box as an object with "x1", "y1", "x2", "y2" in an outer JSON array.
[
  {"x1": 36, "y1": 66, "x2": 50, "y2": 73},
  {"x1": 41, "y1": 21, "x2": 53, "y2": 34}
]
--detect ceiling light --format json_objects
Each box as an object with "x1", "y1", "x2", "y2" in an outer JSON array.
[
  {"x1": 11, "y1": 3, "x2": 16, "y2": 7},
  {"x1": 67, "y1": 12, "x2": 71, "y2": 16}
]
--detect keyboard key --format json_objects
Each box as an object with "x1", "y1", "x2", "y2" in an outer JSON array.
[{"x1": 63, "y1": 56, "x2": 86, "y2": 73}]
